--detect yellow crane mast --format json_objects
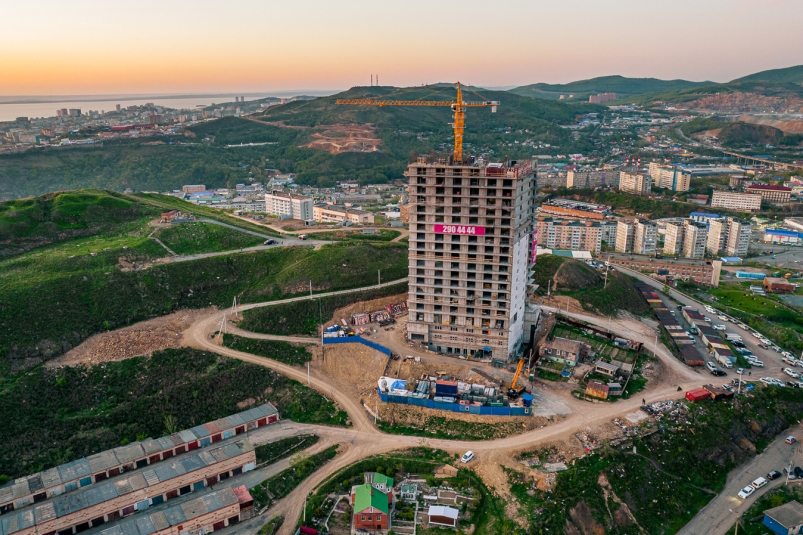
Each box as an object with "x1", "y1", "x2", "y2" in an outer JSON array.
[{"x1": 335, "y1": 82, "x2": 499, "y2": 162}]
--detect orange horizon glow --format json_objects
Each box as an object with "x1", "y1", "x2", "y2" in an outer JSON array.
[{"x1": 2, "y1": 0, "x2": 802, "y2": 95}]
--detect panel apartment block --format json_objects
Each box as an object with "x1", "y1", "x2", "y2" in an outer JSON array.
[
  {"x1": 405, "y1": 158, "x2": 536, "y2": 359},
  {"x1": 710, "y1": 191, "x2": 762, "y2": 212},
  {"x1": 537, "y1": 218, "x2": 602, "y2": 254}
]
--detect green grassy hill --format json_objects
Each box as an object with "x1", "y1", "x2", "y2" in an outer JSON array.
[
  {"x1": 510, "y1": 75, "x2": 711, "y2": 101},
  {"x1": 731, "y1": 64, "x2": 803, "y2": 84},
  {"x1": 681, "y1": 117, "x2": 785, "y2": 147},
  {"x1": 532, "y1": 256, "x2": 650, "y2": 316}
]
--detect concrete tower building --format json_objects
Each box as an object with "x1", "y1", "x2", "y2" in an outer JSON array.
[
  {"x1": 405, "y1": 157, "x2": 536, "y2": 359},
  {"x1": 726, "y1": 218, "x2": 752, "y2": 257},
  {"x1": 682, "y1": 220, "x2": 708, "y2": 259},
  {"x1": 664, "y1": 221, "x2": 684, "y2": 255},
  {"x1": 706, "y1": 218, "x2": 729, "y2": 255},
  {"x1": 633, "y1": 219, "x2": 658, "y2": 255},
  {"x1": 615, "y1": 220, "x2": 635, "y2": 253}
]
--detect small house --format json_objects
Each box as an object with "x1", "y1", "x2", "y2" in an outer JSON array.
[
  {"x1": 352, "y1": 483, "x2": 391, "y2": 532},
  {"x1": 434, "y1": 464, "x2": 458, "y2": 479},
  {"x1": 540, "y1": 337, "x2": 583, "y2": 367},
  {"x1": 400, "y1": 483, "x2": 418, "y2": 501},
  {"x1": 160, "y1": 210, "x2": 181, "y2": 223},
  {"x1": 585, "y1": 380, "x2": 609, "y2": 400},
  {"x1": 607, "y1": 382, "x2": 623, "y2": 397},
  {"x1": 764, "y1": 277, "x2": 796, "y2": 294},
  {"x1": 364, "y1": 472, "x2": 394, "y2": 493},
  {"x1": 427, "y1": 505, "x2": 459, "y2": 529},
  {"x1": 704, "y1": 384, "x2": 734, "y2": 401},
  {"x1": 594, "y1": 361, "x2": 620, "y2": 378},
  {"x1": 763, "y1": 500, "x2": 803, "y2": 535}
]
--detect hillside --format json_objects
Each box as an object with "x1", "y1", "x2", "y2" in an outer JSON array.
[
  {"x1": 731, "y1": 64, "x2": 803, "y2": 84},
  {"x1": 509, "y1": 75, "x2": 711, "y2": 101},
  {"x1": 0, "y1": 86, "x2": 604, "y2": 197},
  {"x1": 532, "y1": 256, "x2": 650, "y2": 316}
]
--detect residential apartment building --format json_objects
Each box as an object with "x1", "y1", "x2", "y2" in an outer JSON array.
[
  {"x1": 618, "y1": 172, "x2": 651, "y2": 196},
  {"x1": 710, "y1": 191, "x2": 762, "y2": 212},
  {"x1": 615, "y1": 220, "x2": 634, "y2": 253},
  {"x1": 406, "y1": 158, "x2": 536, "y2": 359},
  {"x1": 599, "y1": 221, "x2": 618, "y2": 248},
  {"x1": 682, "y1": 220, "x2": 708, "y2": 259},
  {"x1": 725, "y1": 218, "x2": 751, "y2": 257},
  {"x1": 607, "y1": 253, "x2": 722, "y2": 286},
  {"x1": 264, "y1": 192, "x2": 313, "y2": 220},
  {"x1": 633, "y1": 219, "x2": 658, "y2": 254},
  {"x1": 706, "y1": 218, "x2": 728, "y2": 255},
  {"x1": 537, "y1": 218, "x2": 602, "y2": 254},
  {"x1": 312, "y1": 203, "x2": 375, "y2": 224},
  {"x1": 649, "y1": 164, "x2": 691, "y2": 192},
  {"x1": 746, "y1": 184, "x2": 792, "y2": 204},
  {"x1": 566, "y1": 170, "x2": 620, "y2": 189},
  {"x1": 663, "y1": 221, "x2": 684, "y2": 255}
]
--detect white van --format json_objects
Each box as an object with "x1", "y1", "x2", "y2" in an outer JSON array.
[
  {"x1": 706, "y1": 362, "x2": 717, "y2": 372},
  {"x1": 752, "y1": 476, "x2": 768, "y2": 489},
  {"x1": 461, "y1": 451, "x2": 475, "y2": 463}
]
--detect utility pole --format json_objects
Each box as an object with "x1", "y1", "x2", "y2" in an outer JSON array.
[
  {"x1": 378, "y1": 269, "x2": 381, "y2": 288},
  {"x1": 307, "y1": 361, "x2": 310, "y2": 385},
  {"x1": 309, "y1": 280, "x2": 312, "y2": 296}
]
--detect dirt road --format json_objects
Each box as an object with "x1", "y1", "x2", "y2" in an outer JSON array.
[{"x1": 183, "y1": 289, "x2": 712, "y2": 534}]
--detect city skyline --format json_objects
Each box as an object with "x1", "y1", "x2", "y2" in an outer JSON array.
[{"x1": 2, "y1": 0, "x2": 802, "y2": 95}]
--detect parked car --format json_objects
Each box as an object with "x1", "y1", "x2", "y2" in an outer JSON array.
[
  {"x1": 733, "y1": 341, "x2": 746, "y2": 348},
  {"x1": 783, "y1": 356, "x2": 797, "y2": 366},
  {"x1": 737, "y1": 485, "x2": 755, "y2": 499},
  {"x1": 706, "y1": 362, "x2": 717, "y2": 372},
  {"x1": 263, "y1": 239, "x2": 278, "y2": 245},
  {"x1": 795, "y1": 467, "x2": 803, "y2": 479},
  {"x1": 768, "y1": 470, "x2": 783, "y2": 480},
  {"x1": 786, "y1": 436, "x2": 797, "y2": 445},
  {"x1": 461, "y1": 451, "x2": 475, "y2": 463},
  {"x1": 712, "y1": 370, "x2": 727, "y2": 377},
  {"x1": 722, "y1": 384, "x2": 734, "y2": 392},
  {"x1": 751, "y1": 360, "x2": 765, "y2": 367},
  {"x1": 752, "y1": 476, "x2": 768, "y2": 489},
  {"x1": 298, "y1": 234, "x2": 308, "y2": 240},
  {"x1": 784, "y1": 368, "x2": 800, "y2": 379},
  {"x1": 785, "y1": 467, "x2": 797, "y2": 480},
  {"x1": 714, "y1": 324, "x2": 726, "y2": 331},
  {"x1": 718, "y1": 315, "x2": 729, "y2": 322},
  {"x1": 761, "y1": 377, "x2": 778, "y2": 385},
  {"x1": 704, "y1": 317, "x2": 712, "y2": 323},
  {"x1": 736, "y1": 368, "x2": 744, "y2": 375}
]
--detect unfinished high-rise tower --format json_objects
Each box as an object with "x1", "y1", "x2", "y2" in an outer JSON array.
[{"x1": 404, "y1": 156, "x2": 536, "y2": 359}]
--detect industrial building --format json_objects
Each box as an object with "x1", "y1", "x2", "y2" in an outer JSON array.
[
  {"x1": 312, "y1": 203, "x2": 375, "y2": 224},
  {"x1": 710, "y1": 191, "x2": 762, "y2": 212},
  {"x1": 405, "y1": 157, "x2": 536, "y2": 359},
  {"x1": 264, "y1": 192, "x2": 313, "y2": 220},
  {"x1": 608, "y1": 253, "x2": 722, "y2": 286},
  {"x1": 747, "y1": 184, "x2": 792, "y2": 204},
  {"x1": 536, "y1": 218, "x2": 602, "y2": 254},
  {"x1": 0, "y1": 437, "x2": 256, "y2": 535},
  {"x1": 537, "y1": 198, "x2": 608, "y2": 220},
  {"x1": 0, "y1": 405, "x2": 278, "y2": 516}
]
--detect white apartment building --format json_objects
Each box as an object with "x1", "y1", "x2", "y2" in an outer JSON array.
[
  {"x1": 633, "y1": 219, "x2": 658, "y2": 254},
  {"x1": 618, "y1": 172, "x2": 651, "y2": 196},
  {"x1": 682, "y1": 220, "x2": 708, "y2": 259},
  {"x1": 725, "y1": 218, "x2": 751, "y2": 257},
  {"x1": 264, "y1": 192, "x2": 313, "y2": 220},
  {"x1": 649, "y1": 164, "x2": 691, "y2": 192},
  {"x1": 406, "y1": 158, "x2": 536, "y2": 359},
  {"x1": 706, "y1": 218, "x2": 728, "y2": 255},
  {"x1": 664, "y1": 221, "x2": 684, "y2": 255},
  {"x1": 615, "y1": 221, "x2": 634, "y2": 253},
  {"x1": 566, "y1": 170, "x2": 620, "y2": 188},
  {"x1": 710, "y1": 191, "x2": 762, "y2": 212}
]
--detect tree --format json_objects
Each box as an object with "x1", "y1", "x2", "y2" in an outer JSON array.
[{"x1": 163, "y1": 414, "x2": 178, "y2": 434}]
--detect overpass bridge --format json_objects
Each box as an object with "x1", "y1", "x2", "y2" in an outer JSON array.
[{"x1": 722, "y1": 150, "x2": 803, "y2": 171}]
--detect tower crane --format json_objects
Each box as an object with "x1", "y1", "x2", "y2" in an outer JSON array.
[{"x1": 335, "y1": 82, "x2": 499, "y2": 162}]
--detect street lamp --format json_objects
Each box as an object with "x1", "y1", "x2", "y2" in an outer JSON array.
[
  {"x1": 737, "y1": 369, "x2": 743, "y2": 396},
  {"x1": 729, "y1": 508, "x2": 741, "y2": 535}
]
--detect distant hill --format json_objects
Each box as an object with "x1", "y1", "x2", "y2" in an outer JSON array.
[
  {"x1": 731, "y1": 64, "x2": 803, "y2": 85},
  {"x1": 509, "y1": 75, "x2": 712, "y2": 101}
]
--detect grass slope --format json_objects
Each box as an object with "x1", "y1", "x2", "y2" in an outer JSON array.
[
  {"x1": 152, "y1": 221, "x2": 265, "y2": 254},
  {"x1": 731, "y1": 64, "x2": 803, "y2": 84},
  {"x1": 239, "y1": 283, "x2": 407, "y2": 336},
  {"x1": 532, "y1": 256, "x2": 650, "y2": 316},
  {"x1": 0, "y1": 348, "x2": 347, "y2": 479},
  {"x1": 0, "y1": 241, "x2": 408, "y2": 362}
]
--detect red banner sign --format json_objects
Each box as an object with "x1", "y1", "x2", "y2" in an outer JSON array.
[{"x1": 434, "y1": 224, "x2": 485, "y2": 236}]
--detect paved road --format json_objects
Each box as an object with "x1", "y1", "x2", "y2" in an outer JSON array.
[
  {"x1": 678, "y1": 424, "x2": 803, "y2": 535},
  {"x1": 616, "y1": 266, "x2": 791, "y2": 384}
]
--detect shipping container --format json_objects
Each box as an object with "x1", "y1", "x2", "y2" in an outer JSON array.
[{"x1": 685, "y1": 388, "x2": 710, "y2": 402}]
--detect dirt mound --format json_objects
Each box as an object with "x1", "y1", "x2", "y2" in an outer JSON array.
[
  {"x1": 553, "y1": 259, "x2": 602, "y2": 291},
  {"x1": 49, "y1": 308, "x2": 215, "y2": 368},
  {"x1": 739, "y1": 115, "x2": 803, "y2": 134},
  {"x1": 328, "y1": 293, "x2": 407, "y2": 326},
  {"x1": 301, "y1": 124, "x2": 382, "y2": 154},
  {"x1": 684, "y1": 91, "x2": 803, "y2": 114}
]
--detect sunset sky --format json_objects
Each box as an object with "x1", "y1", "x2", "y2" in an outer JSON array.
[{"x1": 2, "y1": 0, "x2": 802, "y2": 95}]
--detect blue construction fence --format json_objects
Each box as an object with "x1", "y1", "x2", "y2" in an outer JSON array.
[
  {"x1": 378, "y1": 390, "x2": 532, "y2": 416},
  {"x1": 322, "y1": 336, "x2": 392, "y2": 357}
]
